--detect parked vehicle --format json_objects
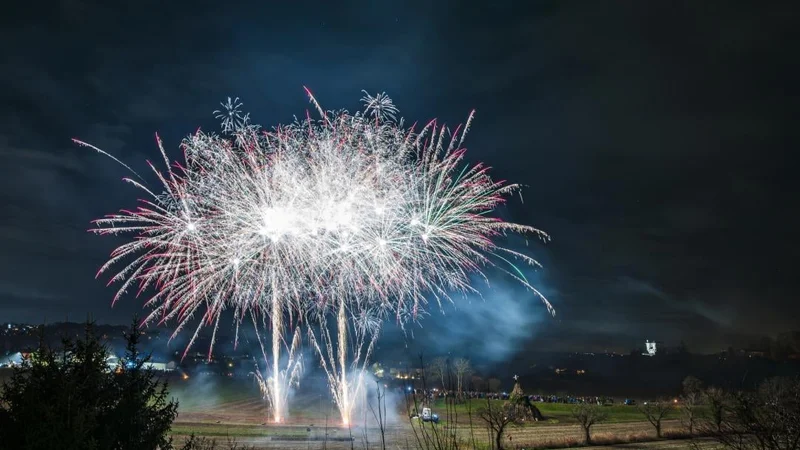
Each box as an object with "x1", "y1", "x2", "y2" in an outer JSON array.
[{"x1": 411, "y1": 407, "x2": 440, "y2": 424}]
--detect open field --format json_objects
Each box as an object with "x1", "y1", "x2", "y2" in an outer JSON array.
[
  {"x1": 168, "y1": 379, "x2": 707, "y2": 449},
  {"x1": 172, "y1": 426, "x2": 724, "y2": 450},
  {"x1": 586, "y1": 440, "x2": 723, "y2": 449},
  {"x1": 3, "y1": 370, "x2": 710, "y2": 449},
  {"x1": 425, "y1": 398, "x2": 685, "y2": 425}
]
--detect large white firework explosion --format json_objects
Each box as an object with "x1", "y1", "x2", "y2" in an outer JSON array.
[{"x1": 81, "y1": 88, "x2": 553, "y2": 424}]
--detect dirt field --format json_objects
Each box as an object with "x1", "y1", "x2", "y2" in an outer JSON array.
[
  {"x1": 171, "y1": 392, "x2": 706, "y2": 450},
  {"x1": 173, "y1": 431, "x2": 723, "y2": 450},
  {"x1": 586, "y1": 440, "x2": 722, "y2": 449},
  {"x1": 5, "y1": 370, "x2": 709, "y2": 449}
]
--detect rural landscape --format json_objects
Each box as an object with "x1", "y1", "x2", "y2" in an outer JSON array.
[
  {"x1": 134, "y1": 360, "x2": 800, "y2": 449},
  {"x1": 4, "y1": 323, "x2": 798, "y2": 449},
  {"x1": 2, "y1": 1, "x2": 798, "y2": 449},
  {"x1": 166, "y1": 377, "x2": 698, "y2": 449}
]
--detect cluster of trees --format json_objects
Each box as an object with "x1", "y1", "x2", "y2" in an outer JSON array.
[
  {"x1": 0, "y1": 320, "x2": 249, "y2": 450},
  {"x1": 426, "y1": 357, "x2": 475, "y2": 395},
  {"x1": 630, "y1": 375, "x2": 800, "y2": 449},
  {"x1": 423, "y1": 357, "x2": 508, "y2": 395},
  {"x1": 751, "y1": 332, "x2": 800, "y2": 360},
  {"x1": 639, "y1": 375, "x2": 800, "y2": 450},
  {"x1": 494, "y1": 374, "x2": 800, "y2": 449},
  {"x1": 5, "y1": 327, "x2": 798, "y2": 450},
  {"x1": 0, "y1": 321, "x2": 176, "y2": 450},
  {"x1": 689, "y1": 376, "x2": 800, "y2": 450}
]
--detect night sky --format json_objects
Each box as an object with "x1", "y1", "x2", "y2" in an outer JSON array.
[{"x1": 1, "y1": 1, "x2": 797, "y2": 357}]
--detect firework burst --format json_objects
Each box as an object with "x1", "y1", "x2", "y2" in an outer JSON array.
[
  {"x1": 85, "y1": 88, "x2": 553, "y2": 425},
  {"x1": 213, "y1": 96, "x2": 250, "y2": 134}
]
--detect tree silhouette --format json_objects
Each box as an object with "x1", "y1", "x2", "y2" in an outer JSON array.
[
  {"x1": 453, "y1": 358, "x2": 472, "y2": 397},
  {"x1": 638, "y1": 401, "x2": 673, "y2": 438},
  {"x1": 428, "y1": 357, "x2": 449, "y2": 391},
  {"x1": 572, "y1": 403, "x2": 609, "y2": 444},
  {"x1": 478, "y1": 401, "x2": 523, "y2": 450},
  {"x1": 0, "y1": 320, "x2": 178, "y2": 450},
  {"x1": 697, "y1": 377, "x2": 800, "y2": 450},
  {"x1": 680, "y1": 376, "x2": 703, "y2": 435}
]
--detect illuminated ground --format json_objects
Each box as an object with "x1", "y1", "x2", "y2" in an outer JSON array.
[
  {"x1": 168, "y1": 377, "x2": 714, "y2": 449},
  {"x1": 0, "y1": 368, "x2": 720, "y2": 449}
]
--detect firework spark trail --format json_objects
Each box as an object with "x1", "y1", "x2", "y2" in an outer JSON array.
[
  {"x1": 86, "y1": 89, "x2": 553, "y2": 426},
  {"x1": 337, "y1": 300, "x2": 348, "y2": 425},
  {"x1": 252, "y1": 316, "x2": 302, "y2": 423},
  {"x1": 305, "y1": 297, "x2": 382, "y2": 426},
  {"x1": 271, "y1": 280, "x2": 282, "y2": 422}
]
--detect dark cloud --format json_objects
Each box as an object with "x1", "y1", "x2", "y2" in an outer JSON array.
[{"x1": 0, "y1": 1, "x2": 797, "y2": 355}]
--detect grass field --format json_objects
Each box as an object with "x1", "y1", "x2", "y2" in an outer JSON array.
[
  {"x1": 4, "y1": 369, "x2": 711, "y2": 449},
  {"x1": 164, "y1": 378, "x2": 709, "y2": 449},
  {"x1": 426, "y1": 398, "x2": 684, "y2": 425},
  {"x1": 171, "y1": 423, "x2": 306, "y2": 438}
]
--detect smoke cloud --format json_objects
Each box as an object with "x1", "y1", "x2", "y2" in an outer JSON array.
[{"x1": 380, "y1": 274, "x2": 552, "y2": 364}]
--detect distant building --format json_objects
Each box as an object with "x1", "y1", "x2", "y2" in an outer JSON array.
[
  {"x1": 643, "y1": 340, "x2": 657, "y2": 357},
  {"x1": 387, "y1": 366, "x2": 421, "y2": 380},
  {"x1": 105, "y1": 355, "x2": 173, "y2": 372},
  {"x1": 143, "y1": 362, "x2": 171, "y2": 371},
  {"x1": 742, "y1": 349, "x2": 766, "y2": 358},
  {"x1": 106, "y1": 355, "x2": 120, "y2": 371}
]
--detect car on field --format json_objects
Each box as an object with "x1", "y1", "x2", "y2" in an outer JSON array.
[{"x1": 411, "y1": 407, "x2": 440, "y2": 424}]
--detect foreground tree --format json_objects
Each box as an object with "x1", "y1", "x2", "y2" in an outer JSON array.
[
  {"x1": 572, "y1": 403, "x2": 609, "y2": 444},
  {"x1": 704, "y1": 386, "x2": 728, "y2": 434},
  {"x1": 681, "y1": 376, "x2": 704, "y2": 435},
  {"x1": 697, "y1": 377, "x2": 800, "y2": 450},
  {"x1": 478, "y1": 401, "x2": 524, "y2": 450},
  {"x1": 109, "y1": 319, "x2": 180, "y2": 449},
  {"x1": 639, "y1": 400, "x2": 673, "y2": 438},
  {"x1": 0, "y1": 320, "x2": 178, "y2": 450}
]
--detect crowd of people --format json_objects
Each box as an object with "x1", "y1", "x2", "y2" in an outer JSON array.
[{"x1": 404, "y1": 388, "x2": 610, "y2": 405}]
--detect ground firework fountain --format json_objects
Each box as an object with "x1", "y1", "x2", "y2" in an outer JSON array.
[
  {"x1": 252, "y1": 318, "x2": 302, "y2": 423},
  {"x1": 84, "y1": 88, "x2": 554, "y2": 427},
  {"x1": 271, "y1": 285, "x2": 282, "y2": 422},
  {"x1": 306, "y1": 298, "x2": 380, "y2": 425}
]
